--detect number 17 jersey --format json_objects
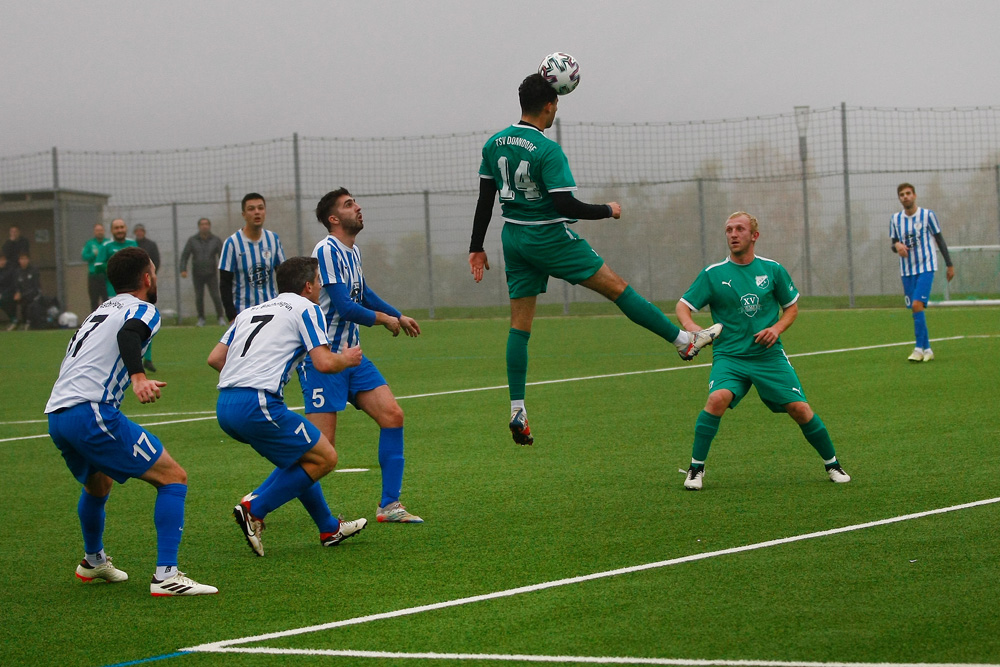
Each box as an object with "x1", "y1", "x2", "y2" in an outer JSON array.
[{"x1": 480, "y1": 123, "x2": 577, "y2": 226}]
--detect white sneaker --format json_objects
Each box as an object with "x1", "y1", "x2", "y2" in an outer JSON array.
[
  {"x1": 678, "y1": 324, "x2": 723, "y2": 360},
  {"x1": 233, "y1": 495, "x2": 265, "y2": 556},
  {"x1": 75, "y1": 556, "x2": 129, "y2": 583},
  {"x1": 196, "y1": 318, "x2": 205, "y2": 327},
  {"x1": 377, "y1": 501, "x2": 424, "y2": 523},
  {"x1": 922, "y1": 349, "x2": 934, "y2": 362},
  {"x1": 321, "y1": 517, "x2": 369, "y2": 545},
  {"x1": 684, "y1": 466, "x2": 704, "y2": 490},
  {"x1": 827, "y1": 464, "x2": 851, "y2": 483},
  {"x1": 907, "y1": 348, "x2": 924, "y2": 362},
  {"x1": 218, "y1": 316, "x2": 228, "y2": 326},
  {"x1": 150, "y1": 571, "x2": 218, "y2": 596}
]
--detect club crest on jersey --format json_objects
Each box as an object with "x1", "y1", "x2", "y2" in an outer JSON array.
[
  {"x1": 740, "y1": 293, "x2": 761, "y2": 317},
  {"x1": 755, "y1": 275, "x2": 769, "y2": 289},
  {"x1": 262, "y1": 249, "x2": 272, "y2": 260},
  {"x1": 914, "y1": 221, "x2": 923, "y2": 232}
]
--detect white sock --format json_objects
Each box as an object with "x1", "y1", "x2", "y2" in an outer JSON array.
[
  {"x1": 85, "y1": 549, "x2": 107, "y2": 567},
  {"x1": 511, "y1": 400, "x2": 525, "y2": 415},
  {"x1": 154, "y1": 565, "x2": 177, "y2": 581},
  {"x1": 673, "y1": 331, "x2": 692, "y2": 347}
]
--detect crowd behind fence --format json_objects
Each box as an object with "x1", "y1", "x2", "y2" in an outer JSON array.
[{"x1": 2, "y1": 103, "x2": 999, "y2": 322}]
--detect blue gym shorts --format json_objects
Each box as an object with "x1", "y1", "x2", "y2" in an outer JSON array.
[
  {"x1": 216, "y1": 387, "x2": 322, "y2": 468},
  {"x1": 298, "y1": 356, "x2": 387, "y2": 414},
  {"x1": 48, "y1": 402, "x2": 164, "y2": 484},
  {"x1": 902, "y1": 271, "x2": 935, "y2": 308}
]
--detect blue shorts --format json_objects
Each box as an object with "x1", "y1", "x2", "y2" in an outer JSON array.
[
  {"x1": 216, "y1": 388, "x2": 322, "y2": 468},
  {"x1": 48, "y1": 402, "x2": 164, "y2": 484},
  {"x1": 902, "y1": 271, "x2": 935, "y2": 307},
  {"x1": 298, "y1": 356, "x2": 386, "y2": 414}
]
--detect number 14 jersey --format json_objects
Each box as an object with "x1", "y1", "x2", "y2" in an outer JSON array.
[
  {"x1": 217, "y1": 293, "x2": 330, "y2": 398},
  {"x1": 479, "y1": 123, "x2": 577, "y2": 226}
]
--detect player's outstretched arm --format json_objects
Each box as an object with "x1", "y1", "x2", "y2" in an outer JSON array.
[
  {"x1": 675, "y1": 301, "x2": 700, "y2": 332},
  {"x1": 207, "y1": 342, "x2": 229, "y2": 372},
  {"x1": 309, "y1": 344, "x2": 362, "y2": 374}
]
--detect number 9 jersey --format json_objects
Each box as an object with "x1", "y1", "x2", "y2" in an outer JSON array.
[
  {"x1": 45, "y1": 294, "x2": 161, "y2": 412},
  {"x1": 216, "y1": 292, "x2": 330, "y2": 398},
  {"x1": 479, "y1": 123, "x2": 578, "y2": 226}
]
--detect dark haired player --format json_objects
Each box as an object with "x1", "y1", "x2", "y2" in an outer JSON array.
[
  {"x1": 469, "y1": 73, "x2": 721, "y2": 445},
  {"x1": 219, "y1": 192, "x2": 286, "y2": 321}
]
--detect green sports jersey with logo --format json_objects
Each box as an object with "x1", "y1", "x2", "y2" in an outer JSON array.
[
  {"x1": 680, "y1": 256, "x2": 800, "y2": 357},
  {"x1": 479, "y1": 123, "x2": 577, "y2": 225}
]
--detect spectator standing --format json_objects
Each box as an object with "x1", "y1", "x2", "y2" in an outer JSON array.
[
  {"x1": 10, "y1": 253, "x2": 41, "y2": 330},
  {"x1": 3, "y1": 226, "x2": 30, "y2": 265},
  {"x1": 132, "y1": 224, "x2": 161, "y2": 372},
  {"x1": 82, "y1": 223, "x2": 107, "y2": 313},
  {"x1": 179, "y1": 218, "x2": 226, "y2": 326},
  {"x1": 0, "y1": 255, "x2": 16, "y2": 324}
]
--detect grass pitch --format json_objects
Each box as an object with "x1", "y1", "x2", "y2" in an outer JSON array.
[{"x1": 1, "y1": 305, "x2": 998, "y2": 666}]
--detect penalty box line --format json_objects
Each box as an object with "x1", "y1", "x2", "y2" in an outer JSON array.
[
  {"x1": 0, "y1": 335, "x2": 983, "y2": 443},
  {"x1": 182, "y1": 495, "x2": 1000, "y2": 654}
]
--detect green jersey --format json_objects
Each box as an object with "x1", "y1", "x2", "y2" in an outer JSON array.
[
  {"x1": 680, "y1": 255, "x2": 799, "y2": 357},
  {"x1": 97, "y1": 238, "x2": 138, "y2": 296},
  {"x1": 81, "y1": 237, "x2": 105, "y2": 274},
  {"x1": 479, "y1": 123, "x2": 577, "y2": 225}
]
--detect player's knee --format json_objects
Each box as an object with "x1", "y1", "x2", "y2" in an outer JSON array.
[
  {"x1": 786, "y1": 402, "x2": 813, "y2": 424},
  {"x1": 705, "y1": 390, "x2": 732, "y2": 414},
  {"x1": 379, "y1": 403, "x2": 404, "y2": 428}
]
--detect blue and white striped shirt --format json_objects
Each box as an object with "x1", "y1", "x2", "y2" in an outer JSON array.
[
  {"x1": 217, "y1": 293, "x2": 330, "y2": 398},
  {"x1": 313, "y1": 235, "x2": 365, "y2": 353},
  {"x1": 890, "y1": 207, "x2": 941, "y2": 276},
  {"x1": 219, "y1": 229, "x2": 286, "y2": 314},
  {"x1": 45, "y1": 294, "x2": 161, "y2": 412}
]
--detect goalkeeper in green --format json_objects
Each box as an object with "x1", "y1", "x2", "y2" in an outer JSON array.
[
  {"x1": 469, "y1": 73, "x2": 720, "y2": 446},
  {"x1": 675, "y1": 212, "x2": 850, "y2": 490}
]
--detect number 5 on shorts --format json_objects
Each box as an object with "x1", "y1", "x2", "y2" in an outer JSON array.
[{"x1": 311, "y1": 388, "x2": 325, "y2": 408}]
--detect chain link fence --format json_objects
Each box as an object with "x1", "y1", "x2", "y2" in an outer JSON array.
[{"x1": 2, "y1": 104, "x2": 999, "y2": 321}]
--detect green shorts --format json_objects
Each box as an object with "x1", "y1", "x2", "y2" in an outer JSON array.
[
  {"x1": 501, "y1": 222, "x2": 605, "y2": 299},
  {"x1": 708, "y1": 347, "x2": 807, "y2": 413}
]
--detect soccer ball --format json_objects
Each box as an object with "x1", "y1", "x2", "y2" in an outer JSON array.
[
  {"x1": 538, "y1": 52, "x2": 580, "y2": 95},
  {"x1": 58, "y1": 311, "x2": 78, "y2": 328}
]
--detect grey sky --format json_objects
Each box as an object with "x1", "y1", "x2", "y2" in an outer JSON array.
[{"x1": 3, "y1": 0, "x2": 998, "y2": 154}]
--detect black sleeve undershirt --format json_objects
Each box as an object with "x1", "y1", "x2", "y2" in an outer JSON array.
[
  {"x1": 219, "y1": 270, "x2": 236, "y2": 321},
  {"x1": 550, "y1": 191, "x2": 613, "y2": 221},
  {"x1": 469, "y1": 178, "x2": 498, "y2": 253},
  {"x1": 117, "y1": 319, "x2": 152, "y2": 376},
  {"x1": 933, "y1": 232, "x2": 953, "y2": 267}
]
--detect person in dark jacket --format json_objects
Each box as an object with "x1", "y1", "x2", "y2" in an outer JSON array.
[
  {"x1": 9, "y1": 253, "x2": 41, "y2": 330},
  {"x1": 179, "y1": 218, "x2": 226, "y2": 326}
]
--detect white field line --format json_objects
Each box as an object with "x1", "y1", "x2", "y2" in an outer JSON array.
[
  {"x1": 181, "y1": 646, "x2": 1000, "y2": 666},
  {"x1": 5, "y1": 334, "x2": 990, "y2": 443},
  {"x1": 182, "y1": 496, "x2": 1000, "y2": 654}
]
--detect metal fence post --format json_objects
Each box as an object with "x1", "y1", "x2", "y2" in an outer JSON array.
[
  {"x1": 697, "y1": 177, "x2": 707, "y2": 268},
  {"x1": 293, "y1": 133, "x2": 303, "y2": 255},
  {"x1": 423, "y1": 190, "x2": 435, "y2": 319},
  {"x1": 557, "y1": 117, "x2": 570, "y2": 314},
  {"x1": 172, "y1": 203, "x2": 181, "y2": 324},
  {"x1": 51, "y1": 147, "x2": 66, "y2": 309},
  {"x1": 841, "y1": 103, "x2": 855, "y2": 307},
  {"x1": 995, "y1": 164, "x2": 1000, "y2": 243}
]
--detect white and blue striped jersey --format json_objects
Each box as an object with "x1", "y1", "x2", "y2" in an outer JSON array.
[
  {"x1": 313, "y1": 235, "x2": 365, "y2": 352},
  {"x1": 45, "y1": 294, "x2": 161, "y2": 412},
  {"x1": 219, "y1": 229, "x2": 286, "y2": 313},
  {"x1": 217, "y1": 292, "x2": 330, "y2": 398},
  {"x1": 890, "y1": 207, "x2": 941, "y2": 276}
]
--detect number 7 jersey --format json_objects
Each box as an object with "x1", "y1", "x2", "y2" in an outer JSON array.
[
  {"x1": 45, "y1": 294, "x2": 161, "y2": 412},
  {"x1": 480, "y1": 123, "x2": 577, "y2": 225},
  {"x1": 216, "y1": 292, "x2": 330, "y2": 398}
]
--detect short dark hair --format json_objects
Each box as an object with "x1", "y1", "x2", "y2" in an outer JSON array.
[
  {"x1": 897, "y1": 183, "x2": 916, "y2": 195},
  {"x1": 107, "y1": 247, "x2": 152, "y2": 293},
  {"x1": 315, "y1": 188, "x2": 352, "y2": 232},
  {"x1": 519, "y1": 73, "x2": 557, "y2": 115},
  {"x1": 276, "y1": 256, "x2": 319, "y2": 295},
  {"x1": 242, "y1": 192, "x2": 266, "y2": 211}
]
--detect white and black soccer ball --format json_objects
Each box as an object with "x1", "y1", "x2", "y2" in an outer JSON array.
[
  {"x1": 58, "y1": 311, "x2": 78, "y2": 329},
  {"x1": 538, "y1": 52, "x2": 580, "y2": 95}
]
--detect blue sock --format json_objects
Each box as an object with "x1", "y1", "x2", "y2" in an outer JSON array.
[
  {"x1": 913, "y1": 310, "x2": 929, "y2": 349},
  {"x1": 298, "y1": 482, "x2": 339, "y2": 534},
  {"x1": 378, "y1": 427, "x2": 405, "y2": 508},
  {"x1": 252, "y1": 465, "x2": 314, "y2": 518},
  {"x1": 154, "y1": 483, "x2": 187, "y2": 568},
  {"x1": 78, "y1": 489, "x2": 109, "y2": 555},
  {"x1": 253, "y1": 467, "x2": 282, "y2": 497}
]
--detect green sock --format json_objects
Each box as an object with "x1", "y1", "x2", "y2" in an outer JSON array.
[
  {"x1": 143, "y1": 340, "x2": 153, "y2": 362},
  {"x1": 800, "y1": 414, "x2": 836, "y2": 462},
  {"x1": 691, "y1": 410, "x2": 721, "y2": 464},
  {"x1": 506, "y1": 328, "x2": 530, "y2": 402},
  {"x1": 614, "y1": 285, "x2": 682, "y2": 343}
]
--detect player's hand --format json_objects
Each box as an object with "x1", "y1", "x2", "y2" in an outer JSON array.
[
  {"x1": 946, "y1": 266, "x2": 955, "y2": 281},
  {"x1": 381, "y1": 315, "x2": 401, "y2": 337},
  {"x1": 470, "y1": 252, "x2": 490, "y2": 283},
  {"x1": 607, "y1": 202, "x2": 622, "y2": 219},
  {"x1": 132, "y1": 376, "x2": 167, "y2": 404},
  {"x1": 399, "y1": 315, "x2": 421, "y2": 338},
  {"x1": 342, "y1": 345, "x2": 362, "y2": 368},
  {"x1": 895, "y1": 242, "x2": 909, "y2": 258},
  {"x1": 753, "y1": 327, "x2": 780, "y2": 349},
  {"x1": 180, "y1": 271, "x2": 188, "y2": 278}
]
